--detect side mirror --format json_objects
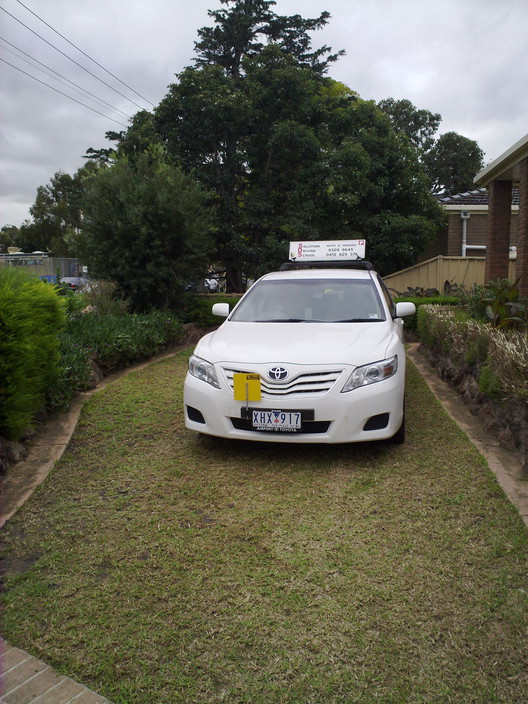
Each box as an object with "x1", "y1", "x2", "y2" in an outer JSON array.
[
  {"x1": 212, "y1": 303, "x2": 230, "y2": 318},
  {"x1": 394, "y1": 301, "x2": 416, "y2": 318}
]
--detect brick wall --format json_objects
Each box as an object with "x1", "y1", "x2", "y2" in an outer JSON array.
[
  {"x1": 441, "y1": 212, "x2": 518, "y2": 257},
  {"x1": 485, "y1": 181, "x2": 513, "y2": 281},
  {"x1": 517, "y1": 157, "x2": 528, "y2": 296},
  {"x1": 418, "y1": 227, "x2": 448, "y2": 261}
]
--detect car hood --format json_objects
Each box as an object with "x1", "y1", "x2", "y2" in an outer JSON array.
[{"x1": 194, "y1": 321, "x2": 395, "y2": 367}]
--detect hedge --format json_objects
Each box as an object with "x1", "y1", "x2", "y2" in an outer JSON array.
[
  {"x1": 47, "y1": 310, "x2": 185, "y2": 411},
  {"x1": 0, "y1": 268, "x2": 66, "y2": 440},
  {"x1": 394, "y1": 295, "x2": 459, "y2": 331},
  {"x1": 417, "y1": 304, "x2": 528, "y2": 400}
]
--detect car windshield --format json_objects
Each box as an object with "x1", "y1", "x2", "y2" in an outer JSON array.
[{"x1": 230, "y1": 278, "x2": 386, "y2": 323}]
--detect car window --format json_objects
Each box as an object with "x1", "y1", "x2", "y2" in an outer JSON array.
[{"x1": 230, "y1": 278, "x2": 385, "y2": 322}]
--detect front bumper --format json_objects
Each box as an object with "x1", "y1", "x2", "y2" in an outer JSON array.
[{"x1": 183, "y1": 363, "x2": 405, "y2": 444}]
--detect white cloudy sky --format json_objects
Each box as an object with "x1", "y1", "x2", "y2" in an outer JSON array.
[{"x1": 1, "y1": 0, "x2": 527, "y2": 227}]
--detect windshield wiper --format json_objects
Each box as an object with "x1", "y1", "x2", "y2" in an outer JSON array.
[
  {"x1": 334, "y1": 318, "x2": 383, "y2": 323},
  {"x1": 256, "y1": 317, "x2": 383, "y2": 323},
  {"x1": 258, "y1": 318, "x2": 307, "y2": 322}
]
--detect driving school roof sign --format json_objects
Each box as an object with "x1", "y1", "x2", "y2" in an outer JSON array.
[{"x1": 289, "y1": 240, "x2": 366, "y2": 262}]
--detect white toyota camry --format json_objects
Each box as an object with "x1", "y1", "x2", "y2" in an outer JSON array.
[{"x1": 184, "y1": 263, "x2": 416, "y2": 444}]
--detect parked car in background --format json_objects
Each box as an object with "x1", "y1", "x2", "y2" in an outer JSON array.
[{"x1": 60, "y1": 277, "x2": 89, "y2": 291}]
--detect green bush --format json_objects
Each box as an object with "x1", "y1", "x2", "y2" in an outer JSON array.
[
  {"x1": 68, "y1": 310, "x2": 185, "y2": 372},
  {"x1": 47, "y1": 311, "x2": 186, "y2": 411},
  {"x1": 0, "y1": 270, "x2": 187, "y2": 437},
  {"x1": 82, "y1": 280, "x2": 130, "y2": 316},
  {"x1": 478, "y1": 365, "x2": 502, "y2": 399},
  {"x1": 457, "y1": 279, "x2": 528, "y2": 329},
  {"x1": 395, "y1": 295, "x2": 458, "y2": 331},
  {"x1": 456, "y1": 283, "x2": 488, "y2": 321},
  {"x1": 0, "y1": 268, "x2": 66, "y2": 440},
  {"x1": 46, "y1": 334, "x2": 93, "y2": 411},
  {"x1": 418, "y1": 304, "x2": 528, "y2": 401}
]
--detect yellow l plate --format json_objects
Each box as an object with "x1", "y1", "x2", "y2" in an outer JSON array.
[{"x1": 233, "y1": 373, "x2": 261, "y2": 402}]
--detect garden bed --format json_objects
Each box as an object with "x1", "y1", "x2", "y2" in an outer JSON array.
[{"x1": 417, "y1": 305, "x2": 528, "y2": 476}]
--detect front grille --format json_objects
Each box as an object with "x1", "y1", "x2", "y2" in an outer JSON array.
[
  {"x1": 231, "y1": 417, "x2": 331, "y2": 434},
  {"x1": 222, "y1": 367, "x2": 343, "y2": 397}
]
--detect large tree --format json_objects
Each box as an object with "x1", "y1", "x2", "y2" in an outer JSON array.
[
  {"x1": 84, "y1": 110, "x2": 160, "y2": 165},
  {"x1": 11, "y1": 163, "x2": 100, "y2": 256},
  {"x1": 194, "y1": 0, "x2": 344, "y2": 79},
  {"x1": 378, "y1": 97, "x2": 441, "y2": 154},
  {"x1": 154, "y1": 1, "x2": 346, "y2": 289},
  {"x1": 424, "y1": 131, "x2": 485, "y2": 195},
  {"x1": 0, "y1": 225, "x2": 17, "y2": 253},
  {"x1": 378, "y1": 98, "x2": 485, "y2": 196},
  {"x1": 77, "y1": 150, "x2": 213, "y2": 311},
  {"x1": 152, "y1": 1, "x2": 444, "y2": 284}
]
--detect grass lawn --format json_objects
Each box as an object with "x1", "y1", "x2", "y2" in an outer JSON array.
[{"x1": 2, "y1": 350, "x2": 527, "y2": 704}]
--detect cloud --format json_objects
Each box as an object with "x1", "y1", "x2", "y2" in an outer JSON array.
[{"x1": 1, "y1": 0, "x2": 526, "y2": 225}]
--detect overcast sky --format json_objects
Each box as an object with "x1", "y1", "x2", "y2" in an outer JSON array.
[{"x1": 1, "y1": 0, "x2": 527, "y2": 227}]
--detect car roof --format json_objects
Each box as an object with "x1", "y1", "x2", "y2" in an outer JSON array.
[{"x1": 258, "y1": 268, "x2": 375, "y2": 282}]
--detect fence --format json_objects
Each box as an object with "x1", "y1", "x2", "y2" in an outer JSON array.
[
  {"x1": 0, "y1": 254, "x2": 80, "y2": 279},
  {"x1": 383, "y1": 256, "x2": 517, "y2": 294}
]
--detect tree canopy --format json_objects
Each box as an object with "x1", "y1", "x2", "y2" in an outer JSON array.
[
  {"x1": 378, "y1": 98, "x2": 484, "y2": 195},
  {"x1": 11, "y1": 0, "x2": 487, "y2": 296},
  {"x1": 76, "y1": 150, "x2": 213, "y2": 311},
  {"x1": 151, "y1": 2, "x2": 446, "y2": 284},
  {"x1": 194, "y1": 0, "x2": 344, "y2": 78},
  {"x1": 424, "y1": 131, "x2": 485, "y2": 195},
  {"x1": 4, "y1": 163, "x2": 98, "y2": 256},
  {"x1": 378, "y1": 97, "x2": 441, "y2": 154}
]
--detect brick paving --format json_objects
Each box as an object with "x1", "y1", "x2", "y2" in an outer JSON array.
[{"x1": 0, "y1": 640, "x2": 114, "y2": 704}]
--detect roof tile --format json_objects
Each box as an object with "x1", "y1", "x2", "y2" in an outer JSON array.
[{"x1": 437, "y1": 187, "x2": 520, "y2": 206}]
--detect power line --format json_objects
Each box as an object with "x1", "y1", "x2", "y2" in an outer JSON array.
[
  {"x1": 0, "y1": 5, "x2": 149, "y2": 111},
  {"x1": 1, "y1": 57, "x2": 129, "y2": 128},
  {"x1": 16, "y1": 0, "x2": 155, "y2": 107},
  {"x1": 0, "y1": 36, "x2": 133, "y2": 119}
]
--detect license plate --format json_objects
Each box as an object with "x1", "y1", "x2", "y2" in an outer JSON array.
[{"x1": 252, "y1": 409, "x2": 302, "y2": 431}]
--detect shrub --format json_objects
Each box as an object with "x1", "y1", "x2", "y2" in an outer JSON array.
[
  {"x1": 82, "y1": 280, "x2": 130, "y2": 316},
  {"x1": 396, "y1": 295, "x2": 459, "y2": 331},
  {"x1": 482, "y1": 278, "x2": 527, "y2": 329},
  {"x1": 72, "y1": 310, "x2": 184, "y2": 372},
  {"x1": 46, "y1": 334, "x2": 93, "y2": 411},
  {"x1": 457, "y1": 279, "x2": 528, "y2": 329},
  {"x1": 486, "y1": 327, "x2": 528, "y2": 399},
  {"x1": 418, "y1": 304, "x2": 528, "y2": 400},
  {"x1": 478, "y1": 365, "x2": 502, "y2": 399},
  {"x1": 46, "y1": 310, "x2": 186, "y2": 412},
  {"x1": 0, "y1": 268, "x2": 66, "y2": 440},
  {"x1": 456, "y1": 283, "x2": 488, "y2": 321}
]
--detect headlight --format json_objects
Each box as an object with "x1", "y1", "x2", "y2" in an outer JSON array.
[
  {"x1": 189, "y1": 354, "x2": 220, "y2": 388},
  {"x1": 341, "y1": 355, "x2": 398, "y2": 393}
]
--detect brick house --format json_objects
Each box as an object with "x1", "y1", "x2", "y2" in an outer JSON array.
[
  {"x1": 417, "y1": 133, "x2": 528, "y2": 296},
  {"x1": 419, "y1": 187, "x2": 519, "y2": 261},
  {"x1": 474, "y1": 133, "x2": 528, "y2": 296}
]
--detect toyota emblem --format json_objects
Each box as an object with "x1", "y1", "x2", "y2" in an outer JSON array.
[{"x1": 268, "y1": 366, "x2": 288, "y2": 381}]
